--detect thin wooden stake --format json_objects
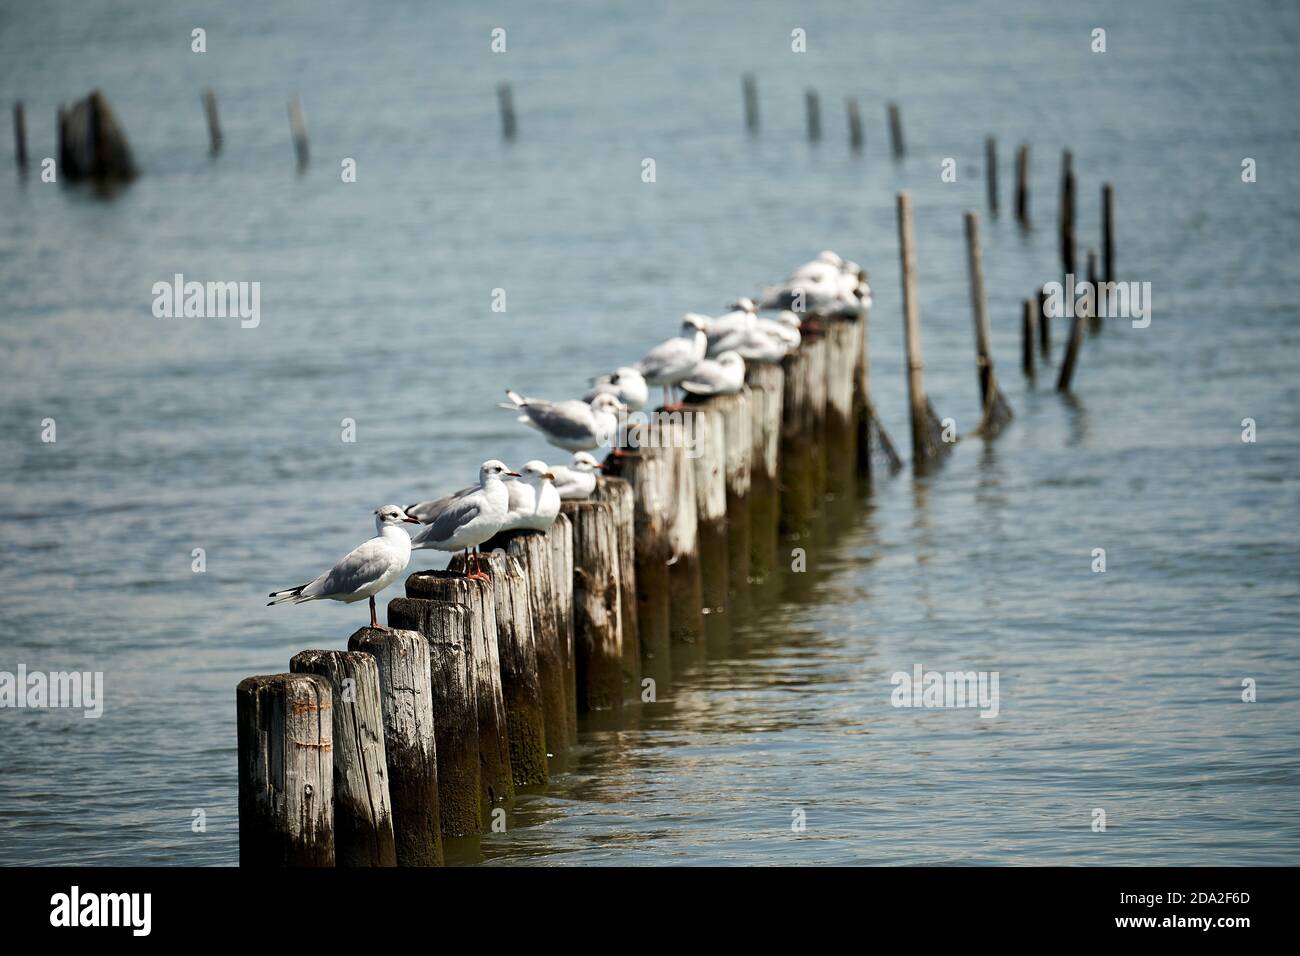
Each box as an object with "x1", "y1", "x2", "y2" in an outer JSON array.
[
  {"x1": 887, "y1": 102, "x2": 905, "y2": 159},
  {"x1": 1015, "y1": 143, "x2": 1029, "y2": 227},
  {"x1": 1022, "y1": 298, "x2": 1036, "y2": 379},
  {"x1": 288, "y1": 94, "x2": 309, "y2": 170},
  {"x1": 1060, "y1": 149, "x2": 1075, "y2": 276},
  {"x1": 742, "y1": 74, "x2": 759, "y2": 133},
  {"x1": 805, "y1": 89, "x2": 821, "y2": 142},
  {"x1": 1037, "y1": 285, "x2": 1051, "y2": 358},
  {"x1": 897, "y1": 192, "x2": 947, "y2": 465},
  {"x1": 201, "y1": 88, "x2": 222, "y2": 155},
  {"x1": 985, "y1": 137, "x2": 998, "y2": 215},
  {"x1": 1087, "y1": 248, "x2": 1102, "y2": 334},
  {"x1": 964, "y1": 210, "x2": 1013, "y2": 435},
  {"x1": 1056, "y1": 274, "x2": 1088, "y2": 392},
  {"x1": 847, "y1": 97, "x2": 864, "y2": 153},
  {"x1": 497, "y1": 82, "x2": 517, "y2": 140},
  {"x1": 13, "y1": 102, "x2": 28, "y2": 171},
  {"x1": 1102, "y1": 182, "x2": 1115, "y2": 284}
]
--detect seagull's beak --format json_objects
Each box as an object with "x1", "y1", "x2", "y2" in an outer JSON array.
[
  {"x1": 596, "y1": 462, "x2": 609, "y2": 472},
  {"x1": 403, "y1": 515, "x2": 421, "y2": 524},
  {"x1": 507, "y1": 471, "x2": 522, "y2": 477}
]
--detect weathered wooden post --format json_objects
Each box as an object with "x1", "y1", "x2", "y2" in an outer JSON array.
[
  {"x1": 852, "y1": 306, "x2": 903, "y2": 482},
  {"x1": 1087, "y1": 248, "x2": 1102, "y2": 334},
  {"x1": 451, "y1": 550, "x2": 547, "y2": 787},
  {"x1": 897, "y1": 192, "x2": 950, "y2": 467},
  {"x1": 887, "y1": 102, "x2": 905, "y2": 159},
  {"x1": 607, "y1": 443, "x2": 672, "y2": 674},
  {"x1": 824, "y1": 316, "x2": 861, "y2": 492},
  {"x1": 847, "y1": 97, "x2": 864, "y2": 153},
  {"x1": 1015, "y1": 143, "x2": 1030, "y2": 227},
  {"x1": 289, "y1": 649, "x2": 396, "y2": 867},
  {"x1": 1060, "y1": 149, "x2": 1075, "y2": 276},
  {"x1": 1022, "y1": 298, "x2": 1036, "y2": 379},
  {"x1": 57, "y1": 91, "x2": 138, "y2": 182},
  {"x1": 549, "y1": 513, "x2": 578, "y2": 738},
  {"x1": 237, "y1": 673, "x2": 335, "y2": 866},
  {"x1": 288, "y1": 94, "x2": 309, "y2": 170},
  {"x1": 805, "y1": 89, "x2": 822, "y2": 142},
  {"x1": 685, "y1": 402, "x2": 729, "y2": 617},
  {"x1": 591, "y1": 476, "x2": 639, "y2": 685},
  {"x1": 1037, "y1": 285, "x2": 1051, "y2": 358},
  {"x1": 964, "y1": 211, "x2": 1013, "y2": 436},
  {"x1": 385, "y1": 598, "x2": 480, "y2": 838},
  {"x1": 560, "y1": 499, "x2": 625, "y2": 709},
  {"x1": 405, "y1": 571, "x2": 513, "y2": 806},
  {"x1": 664, "y1": 420, "x2": 705, "y2": 644},
  {"x1": 742, "y1": 74, "x2": 759, "y2": 134},
  {"x1": 712, "y1": 390, "x2": 752, "y2": 610},
  {"x1": 201, "y1": 88, "x2": 222, "y2": 155},
  {"x1": 1102, "y1": 183, "x2": 1115, "y2": 285},
  {"x1": 1056, "y1": 267, "x2": 1089, "y2": 393},
  {"x1": 746, "y1": 362, "x2": 784, "y2": 579},
  {"x1": 779, "y1": 344, "x2": 816, "y2": 538},
  {"x1": 985, "y1": 136, "x2": 998, "y2": 216},
  {"x1": 497, "y1": 82, "x2": 517, "y2": 140},
  {"x1": 804, "y1": 327, "x2": 830, "y2": 500},
  {"x1": 13, "y1": 102, "x2": 28, "y2": 172}
]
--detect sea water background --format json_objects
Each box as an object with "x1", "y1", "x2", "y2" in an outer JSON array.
[{"x1": 1, "y1": 0, "x2": 1298, "y2": 865}]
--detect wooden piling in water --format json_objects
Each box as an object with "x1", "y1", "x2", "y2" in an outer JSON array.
[
  {"x1": 964, "y1": 211, "x2": 1013, "y2": 436},
  {"x1": 549, "y1": 514, "x2": 578, "y2": 737},
  {"x1": 847, "y1": 97, "x2": 864, "y2": 153},
  {"x1": 237, "y1": 673, "x2": 334, "y2": 866},
  {"x1": 824, "y1": 316, "x2": 861, "y2": 492},
  {"x1": 742, "y1": 74, "x2": 759, "y2": 134},
  {"x1": 497, "y1": 82, "x2": 517, "y2": 140},
  {"x1": 1087, "y1": 248, "x2": 1102, "y2": 334},
  {"x1": 805, "y1": 89, "x2": 821, "y2": 142},
  {"x1": 608, "y1": 442, "x2": 672, "y2": 669},
  {"x1": 58, "y1": 91, "x2": 138, "y2": 182},
  {"x1": 887, "y1": 102, "x2": 905, "y2": 159},
  {"x1": 13, "y1": 102, "x2": 28, "y2": 172},
  {"x1": 779, "y1": 344, "x2": 817, "y2": 537},
  {"x1": 288, "y1": 95, "x2": 309, "y2": 171},
  {"x1": 1015, "y1": 143, "x2": 1029, "y2": 227},
  {"x1": 201, "y1": 89, "x2": 222, "y2": 155},
  {"x1": 1102, "y1": 182, "x2": 1115, "y2": 285},
  {"x1": 288, "y1": 649, "x2": 396, "y2": 867},
  {"x1": 897, "y1": 192, "x2": 950, "y2": 466},
  {"x1": 450, "y1": 550, "x2": 547, "y2": 787},
  {"x1": 1037, "y1": 285, "x2": 1051, "y2": 358},
  {"x1": 664, "y1": 423, "x2": 705, "y2": 644},
  {"x1": 1022, "y1": 298, "x2": 1036, "y2": 379},
  {"x1": 985, "y1": 137, "x2": 998, "y2": 216},
  {"x1": 337, "y1": 632, "x2": 442, "y2": 865},
  {"x1": 685, "y1": 402, "x2": 729, "y2": 618},
  {"x1": 559, "y1": 499, "x2": 625, "y2": 709},
  {"x1": 744, "y1": 362, "x2": 783, "y2": 582},
  {"x1": 1060, "y1": 149, "x2": 1075, "y2": 276},
  {"x1": 405, "y1": 570, "x2": 512, "y2": 806},
  {"x1": 384, "y1": 599, "x2": 480, "y2": 838},
  {"x1": 852, "y1": 305, "x2": 903, "y2": 482},
  {"x1": 591, "y1": 476, "x2": 640, "y2": 685},
  {"x1": 712, "y1": 390, "x2": 752, "y2": 610},
  {"x1": 1056, "y1": 272, "x2": 1088, "y2": 393}
]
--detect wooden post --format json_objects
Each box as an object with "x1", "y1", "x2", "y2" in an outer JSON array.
[
  {"x1": 13, "y1": 102, "x2": 28, "y2": 171},
  {"x1": 497, "y1": 82, "x2": 517, "y2": 140},
  {"x1": 201, "y1": 88, "x2": 222, "y2": 155},
  {"x1": 779, "y1": 345, "x2": 816, "y2": 538},
  {"x1": 1087, "y1": 248, "x2": 1102, "y2": 334},
  {"x1": 450, "y1": 550, "x2": 547, "y2": 787},
  {"x1": 1060, "y1": 149, "x2": 1075, "y2": 276},
  {"x1": 289, "y1": 649, "x2": 397, "y2": 867},
  {"x1": 606, "y1": 443, "x2": 671, "y2": 672},
  {"x1": 664, "y1": 421, "x2": 705, "y2": 644},
  {"x1": 559, "y1": 500, "x2": 625, "y2": 710},
  {"x1": 404, "y1": 571, "x2": 513, "y2": 806},
  {"x1": 1056, "y1": 272, "x2": 1088, "y2": 393},
  {"x1": 805, "y1": 331, "x2": 830, "y2": 501},
  {"x1": 684, "y1": 402, "x2": 729, "y2": 618},
  {"x1": 887, "y1": 102, "x2": 905, "y2": 159},
  {"x1": 824, "y1": 316, "x2": 860, "y2": 492},
  {"x1": 1102, "y1": 183, "x2": 1115, "y2": 285},
  {"x1": 385, "y1": 599, "x2": 480, "y2": 838},
  {"x1": 549, "y1": 513, "x2": 578, "y2": 738},
  {"x1": 237, "y1": 673, "x2": 334, "y2": 866},
  {"x1": 1021, "y1": 298, "x2": 1036, "y2": 379},
  {"x1": 288, "y1": 94, "x2": 309, "y2": 170},
  {"x1": 852, "y1": 306, "x2": 903, "y2": 481},
  {"x1": 1015, "y1": 143, "x2": 1029, "y2": 227},
  {"x1": 711, "y1": 391, "x2": 752, "y2": 611},
  {"x1": 805, "y1": 89, "x2": 821, "y2": 142},
  {"x1": 591, "y1": 476, "x2": 639, "y2": 686},
  {"x1": 742, "y1": 74, "x2": 759, "y2": 134},
  {"x1": 897, "y1": 192, "x2": 948, "y2": 466},
  {"x1": 745, "y1": 363, "x2": 784, "y2": 581},
  {"x1": 847, "y1": 97, "x2": 864, "y2": 153},
  {"x1": 985, "y1": 136, "x2": 998, "y2": 216},
  {"x1": 57, "y1": 91, "x2": 138, "y2": 182},
  {"x1": 964, "y1": 211, "x2": 1013, "y2": 435},
  {"x1": 1037, "y1": 285, "x2": 1051, "y2": 358}
]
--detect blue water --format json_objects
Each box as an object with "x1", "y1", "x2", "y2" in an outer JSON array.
[{"x1": 1, "y1": 0, "x2": 1298, "y2": 865}]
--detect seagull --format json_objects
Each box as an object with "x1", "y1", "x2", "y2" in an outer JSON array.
[
  {"x1": 682, "y1": 350, "x2": 746, "y2": 397},
  {"x1": 550, "y1": 451, "x2": 604, "y2": 500},
  {"x1": 502, "y1": 460, "x2": 561, "y2": 532},
  {"x1": 407, "y1": 459, "x2": 517, "y2": 580},
  {"x1": 634, "y1": 314, "x2": 708, "y2": 408},
  {"x1": 583, "y1": 367, "x2": 648, "y2": 412},
  {"x1": 500, "y1": 390, "x2": 623, "y2": 452},
  {"x1": 759, "y1": 251, "x2": 866, "y2": 317},
  {"x1": 268, "y1": 505, "x2": 419, "y2": 628}
]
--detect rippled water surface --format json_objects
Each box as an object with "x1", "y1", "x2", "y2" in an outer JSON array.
[{"x1": 1, "y1": 0, "x2": 1298, "y2": 866}]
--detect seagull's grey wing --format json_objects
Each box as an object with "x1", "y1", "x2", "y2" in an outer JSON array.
[
  {"x1": 302, "y1": 537, "x2": 394, "y2": 600},
  {"x1": 525, "y1": 400, "x2": 596, "y2": 442},
  {"x1": 406, "y1": 485, "x2": 473, "y2": 523},
  {"x1": 681, "y1": 361, "x2": 727, "y2": 395},
  {"x1": 636, "y1": 338, "x2": 692, "y2": 380},
  {"x1": 414, "y1": 492, "x2": 483, "y2": 546}
]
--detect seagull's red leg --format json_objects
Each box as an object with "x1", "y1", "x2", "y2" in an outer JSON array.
[{"x1": 369, "y1": 595, "x2": 378, "y2": 628}]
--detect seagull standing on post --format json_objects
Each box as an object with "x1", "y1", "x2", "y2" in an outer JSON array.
[
  {"x1": 634, "y1": 314, "x2": 708, "y2": 409},
  {"x1": 406, "y1": 459, "x2": 517, "y2": 580}
]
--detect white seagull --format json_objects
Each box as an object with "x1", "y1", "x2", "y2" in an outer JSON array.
[
  {"x1": 583, "y1": 366, "x2": 649, "y2": 412},
  {"x1": 550, "y1": 451, "x2": 604, "y2": 500},
  {"x1": 268, "y1": 505, "x2": 419, "y2": 628},
  {"x1": 682, "y1": 350, "x2": 746, "y2": 397},
  {"x1": 502, "y1": 460, "x2": 561, "y2": 532},
  {"x1": 407, "y1": 459, "x2": 517, "y2": 580},
  {"x1": 634, "y1": 314, "x2": 708, "y2": 408},
  {"x1": 500, "y1": 390, "x2": 623, "y2": 452}
]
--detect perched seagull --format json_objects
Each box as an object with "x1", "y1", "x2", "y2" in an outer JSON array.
[
  {"x1": 500, "y1": 390, "x2": 623, "y2": 452},
  {"x1": 682, "y1": 350, "x2": 746, "y2": 397},
  {"x1": 583, "y1": 366, "x2": 648, "y2": 412},
  {"x1": 550, "y1": 451, "x2": 604, "y2": 500},
  {"x1": 634, "y1": 314, "x2": 708, "y2": 408},
  {"x1": 268, "y1": 505, "x2": 419, "y2": 628},
  {"x1": 407, "y1": 459, "x2": 517, "y2": 580},
  {"x1": 502, "y1": 460, "x2": 561, "y2": 532},
  {"x1": 756, "y1": 311, "x2": 802, "y2": 350},
  {"x1": 759, "y1": 251, "x2": 866, "y2": 317}
]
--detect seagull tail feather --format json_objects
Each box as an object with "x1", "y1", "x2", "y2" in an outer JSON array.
[{"x1": 267, "y1": 584, "x2": 307, "y2": 606}]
